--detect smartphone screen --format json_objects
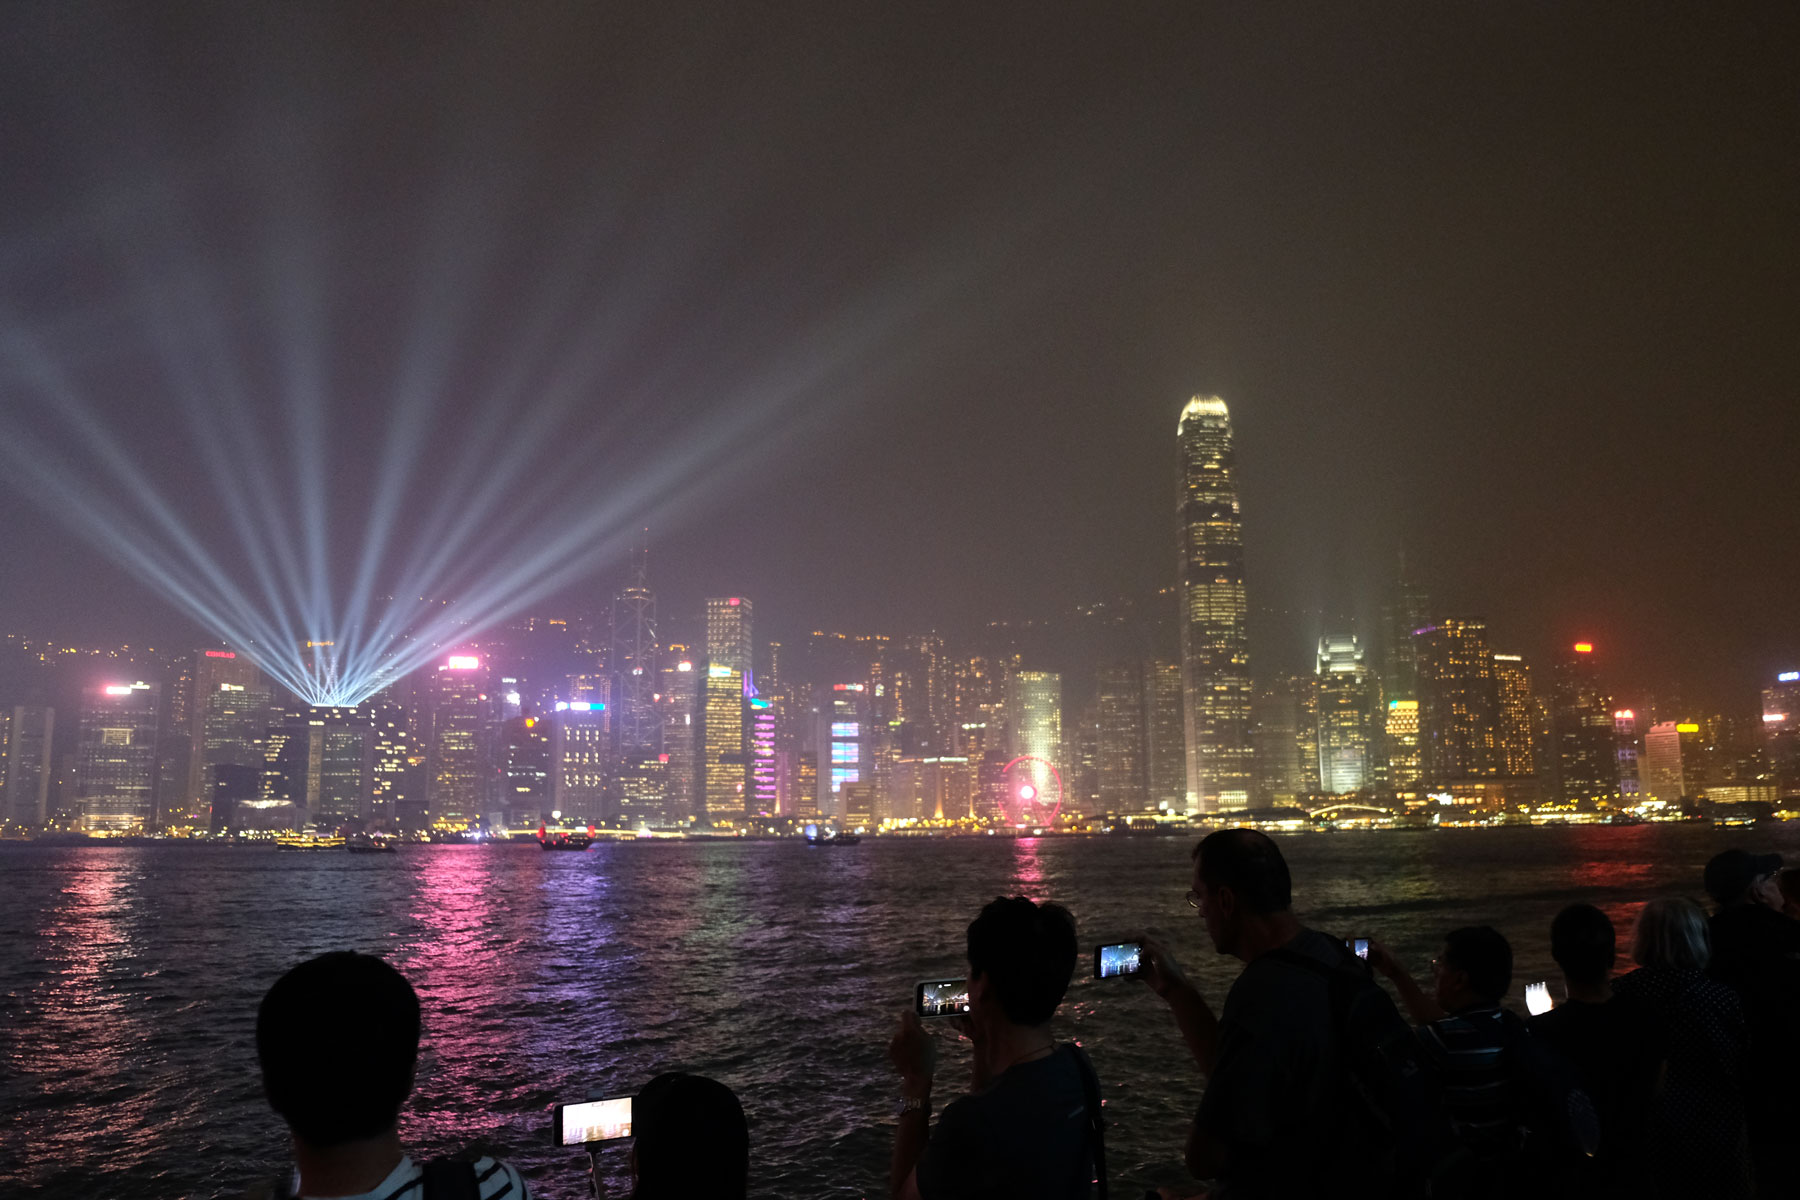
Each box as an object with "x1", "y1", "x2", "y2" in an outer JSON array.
[
  {"x1": 916, "y1": 978, "x2": 970, "y2": 1017},
  {"x1": 1094, "y1": 941, "x2": 1144, "y2": 979},
  {"x1": 1352, "y1": 938, "x2": 1371, "y2": 960},
  {"x1": 553, "y1": 1095, "x2": 633, "y2": 1146},
  {"x1": 1525, "y1": 980, "x2": 1552, "y2": 1016}
]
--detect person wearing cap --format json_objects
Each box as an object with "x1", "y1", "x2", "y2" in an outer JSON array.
[{"x1": 1702, "y1": 849, "x2": 1800, "y2": 1197}]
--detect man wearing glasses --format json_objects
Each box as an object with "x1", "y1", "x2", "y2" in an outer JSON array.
[{"x1": 1137, "y1": 828, "x2": 1379, "y2": 1198}]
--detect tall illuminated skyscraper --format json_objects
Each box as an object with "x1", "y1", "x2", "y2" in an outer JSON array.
[
  {"x1": 1096, "y1": 663, "x2": 1146, "y2": 813},
  {"x1": 817, "y1": 683, "x2": 871, "y2": 818},
  {"x1": 1315, "y1": 634, "x2": 1375, "y2": 795},
  {"x1": 1142, "y1": 659, "x2": 1186, "y2": 810},
  {"x1": 1385, "y1": 700, "x2": 1421, "y2": 797},
  {"x1": 75, "y1": 681, "x2": 161, "y2": 832},
  {"x1": 611, "y1": 537, "x2": 659, "y2": 757},
  {"x1": 185, "y1": 649, "x2": 271, "y2": 824},
  {"x1": 1177, "y1": 395, "x2": 1252, "y2": 812},
  {"x1": 1761, "y1": 670, "x2": 1800, "y2": 798},
  {"x1": 659, "y1": 647, "x2": 699, "y2": 823},
  {"x1": 1253, "y1": 673, "x2": 1315, "y2": 804},
  {"x1": 3, "y1": 705, "x2": 53, "y2": 827},
  {"x1": 550, "y1": 700, "x2": 609, "y2": 824},
  {"x1": 705, "y1": 597, "x2": 753, "y2": 674},
  {"x1": 1491, "y1": 654, "x2": 1536, "y2": 779},
  {"x1": 424, "y1": 654, "x2": 487, "y2": 830},
  {"x1": 699, "y1": 662, "x2": 746, "y2": 825},
  {"x1": 1553, "y1": 641, "x2": 1616, "y2": 805},
  {"x1": 1415, "y1": 620, "x2": 1499, "y2": 783}
]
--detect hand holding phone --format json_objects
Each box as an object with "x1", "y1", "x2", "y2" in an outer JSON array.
[
  {"x1": 1525, "y1": 980, "x2": 1553, "y2": 1016},
  {"x1": 915, "y1": 978, "x2": 970, "y2": 1018},
  {"x1": 1094, "y1": 941, "x2": 1145, "y2": 979},
  {"x1": 1350, "y1": 937, "x2": 1370, "y2": 960},
  {"x1": 552, "y1": 1095, "x2": 633, "y2": 1146}
]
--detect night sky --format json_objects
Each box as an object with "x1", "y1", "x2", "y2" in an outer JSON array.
[{"x1": 0, "y1": 3, "x2": 1795, "y2": 708}]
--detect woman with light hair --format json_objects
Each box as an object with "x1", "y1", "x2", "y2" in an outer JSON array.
[{"x1": 1613, "y1": 897, "x2": 1753, "y2": 1199}]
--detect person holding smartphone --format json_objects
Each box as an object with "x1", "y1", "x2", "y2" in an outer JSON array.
[{"x1": 886, "y1": 895, "x2": 1102, "y2": 1200}]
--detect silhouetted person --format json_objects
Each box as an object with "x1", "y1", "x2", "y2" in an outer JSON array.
[
  {"x1": 629, "y1": 1072, "x2": 748, "y2": 1199},
  {"x1": 1527, "y1": 904, "x2": 1660, "y2": 1199},
  {"x1": 253, "y1": 951, "x2": 531, "y2": 1200},
  {"x1": 1140, "y1": 828, "x2": 1398, "y2": 1198},
  {"x1": 887, "y1": 895, "x2": 1099, "y2": 1200},
  {"x1": 1613, "y1": 897, "x2": 1753, "y2": 1200},
  {"x1": 1704, "y1": 849, "x2": 1800, "y2": 1196}
]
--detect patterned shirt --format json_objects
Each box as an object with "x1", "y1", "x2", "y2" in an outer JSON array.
[
  {"x1": 287, "y1": 1154, "x2": 532, "y2": 1200},
  {"x1": 1416, "y1": 1005, "x2": 1518, "y2": 1153}
]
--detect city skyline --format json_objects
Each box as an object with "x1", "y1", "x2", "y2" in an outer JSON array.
[{"x1": 1, "y1": 5, "x2": 1795, "y2": 712}]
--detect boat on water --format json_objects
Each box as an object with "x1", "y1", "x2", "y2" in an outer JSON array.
[
  {"x1": 805, "y1": 828, "x2": 861, "y2": 846},
  {"x1": 347, "y1": 833, "x2": 397, "y2": 854},
  {"x1": 275, "y1": 833, "x2": 346, "y2": 850},
  {"x1": 539, "y1": 824, "x2": 595, "y2": 850}
]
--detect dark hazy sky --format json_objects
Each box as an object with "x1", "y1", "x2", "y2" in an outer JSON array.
[{"x1": 0, "y1": 2, "x2": 1795, "y2": 708}]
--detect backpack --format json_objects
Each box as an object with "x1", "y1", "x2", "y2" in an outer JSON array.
[
  {"x1": 1266, "y1": 945, "x2": 1460, "y2": 1199},
  {"x1": 1493, "y1": 1011, "x2": 1600, "y2": 1170}
]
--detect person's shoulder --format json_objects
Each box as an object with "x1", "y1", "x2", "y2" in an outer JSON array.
[{"x1": 463, "y1": 1156, "x2": 531, "y2": 1200}]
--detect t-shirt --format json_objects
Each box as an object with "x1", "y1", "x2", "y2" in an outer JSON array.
[
  {"x1": 915, "y1": 1044, "x2": 1096, "y2": 1200},
  {"x1": 1193, "y1": 928, "x2": 1348, "y2": 1199},
  {"x1": 286, "y1": 1154, "x2": 532, "y2": 1200}
]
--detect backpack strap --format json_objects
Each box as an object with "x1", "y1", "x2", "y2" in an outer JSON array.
[
  {"x1": 1066, "y1": 1043, "x2": 1108, "y2": 1200},
  {"x1": 420, "y1": 1159, "x2": 482, "y2": 1200}
]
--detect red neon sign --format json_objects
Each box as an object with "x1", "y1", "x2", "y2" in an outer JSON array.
[{"x1": 204, "y1": 650, "x2": 236, "y2": 658}]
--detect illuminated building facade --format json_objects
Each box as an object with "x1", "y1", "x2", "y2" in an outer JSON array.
[
  {"x1": 1007, "y1": 671, "x2": 1063, "y2": 807},
  {"x1": 1491, "y1": 654, "x2": 1536, "y2": 779},
  {"x1": 1553, "y1": 642, "x2": 1617, "y2": 805},
  {"x1": 183, "y1": 649, "x2": 268, "y2": 823},
  {"x1": 1643, "y1": 720, "x2": 1703, "y2": 803},
  {"x1": 424, "y1": 655, "x2": 487, "y2": 829},
  {"x1": 304, "y1": 705, "x2": 375, "y2": 827},
  {"x1": 550, "y1": 701, "x2": 609, "y2": 824},
  {"x1": 1177, "y1": 395, "x2": 1253, "y2": 812},
  {"x1": 748, "y1": 693, "x2": 777, "y2": 816},
  {"x1": 1763, "y1": 671, "x2": 1800, "y2": 798},
  {"x1": 1386, "y1": 700, "x2": 1421, "y2": 796},
  {"x1": 1315, "y1": 634, "x2": 1376, "y2": 795},
  {"x1": 616, "y1": 756, "x2": 669, "y2": 827},
  {"x1": 1613, "y1": 710, "x2": 1643, "y2": 803},
  {"x1": 795, "y1": 750, "x2": 818, "y2": 818},
  {"x1": 75, "y1": 681, "x2": 161, "y2": 832},
  {"x1": 1096, "y1": 663, "x2": 1146, "y2": 813},
  {"x1": 816, "y1": 683, "x2": 871, "y2": 819},
  {"x1": 368, "y1": 696, "x2": 418, "y2": 830},
  {"x1": 1415, "y1": 620, "x2": 1500, "y2": 783},
  {"x1": 705, "y1": 597, "x2": 753, "y2": 674},
  {"x1": 699, "y1": 662, "x2": 746, "y2": 825},
  {"x1": 1142, "y1": 659, "x2": 1186, "y2": 809},
  {"x1": 659, "y1": 648, "x2": 698, "y2": 823},
  {"x1": 1382, "y1": 568, "x2": 1431, "y2": 705},
  {"x1": 611, "y1": 539, "x2": 659, "y2": 758},
  {"x1": 4, "y1": 705, "x2": 54, "y2": 827},
  {"x1": 496, "y1": 714, "x2": 552, "y2": 828},
  {"x1": 891, "y1": 755, "x2": 973, "y2": 821}
]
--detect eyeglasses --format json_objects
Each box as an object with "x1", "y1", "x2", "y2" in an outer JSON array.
[{"x1": 1186, "y1": 889, "x2": 1201, "y2": 909}]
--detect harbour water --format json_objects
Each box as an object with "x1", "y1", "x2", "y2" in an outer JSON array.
[{"x1": 5, "y1": 823, "x2": 1797, "y2": 1199}]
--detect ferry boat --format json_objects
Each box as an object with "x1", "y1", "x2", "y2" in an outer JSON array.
[
  {"x1": 804, "y1": 824, "x2": 861, "y2": 846},
  {"x1": 539, "y1": 824, "x2": 595, "y2": 850},
  {"x1": 347, "y1": 833, "x2": 397, "y2": 854},
  {"x1": 275, "y1": 833, "x2": 346, "y2": 850}
]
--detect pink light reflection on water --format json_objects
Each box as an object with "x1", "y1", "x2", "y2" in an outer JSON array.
[{"x1": 1009, "y1": 835, "x2": 1046, "y2": 891}]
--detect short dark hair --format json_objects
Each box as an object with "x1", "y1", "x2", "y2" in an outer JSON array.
[
  {"x1": 1194, "y1": 828, "x2": 1292, "y2": 914},
  {"x1": 256, "y1": 952, "x2": 420, "y2": 1147},
  {"x1": 633, "y1": 1073, "x2": 748, "y2": 1200},
  {"x1": 1442, "y1": 926, "x2": 1512, "y2": 1003},
  {"x1": 966, "y1": 896, "x2": 1078, "y2": 1026},
  {"x1": 1549, "y1": 904, "x2": 1616, "y2": 986}
]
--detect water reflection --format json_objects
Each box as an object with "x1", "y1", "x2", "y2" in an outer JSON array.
[{"x1": 1010, "y1": 836, "x2": 1045, "y2": 890}]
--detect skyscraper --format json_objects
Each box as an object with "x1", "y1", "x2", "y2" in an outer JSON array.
[
  {"x1": 186, "y1": 650, "x2": 272, "y2": 825},
  {"x1": 817, "y1": 683, "x2": 872, "y2": 818},
  {"x1": 1613, "y1": 709, "x2": 1643, "y2": 804},
  {"x1": 1315, "y1": 634, "x2": 1376, "y2": 795},
  {"x1": 1381, "y1": 565, "x2": 1431, "y2": 704},
  {"x1": 1385, "y1": 700, "x2": 1421, "y2": 798},
  {"x1": 1644, "y1": 721, "x2": 1702, "y2": 804},
  {"x1": 3, "y1": 705, "x2": 53, "y2": 827},
  {"x1": 1095, "y1": 663, "x2": 1146, "y2": 813},
  {"x1": 1762, "y1": 670, "x2": 1800, "y2": 799},
  {"x1": 1414, "y1": 620, "x2": 1500, "y2": 783},
  {"x1": 659, "y1": 647, "x2": 699, "y2": 823},
  {"x1": 424, "y1": 654, "x2": 487, "y2": 830},
  {"x1": 1490, "y1": 654, "x2": 1536, "y2": 779},
  {"x1": 1142, "y1": 659, "x2": 1186, "y2": 810},
  {"x1": 705, "y1": 597, "x2": 753, "y2": 674},
  {"x1": 1177, "y1": 395, "x2": 1252, "y2": 812},
  {"x1": 550, "y1": 700, "x2": 610, "y2": 824},
  {"x1": 700, "y1": 662, "x2": 747, "y2": 826},
  {"x1": 1253, "y1": 673, "x2": 1316, "y2": 805},
  {"x1": 75, "y1": 681, "x2": 161, "y2": 832},
  {"x1": 611, "y1": 536, "x2": 659, "y2": 757},
  {"x1": 1552, "y1": 641, "x2": 1616, "y2": 806}
]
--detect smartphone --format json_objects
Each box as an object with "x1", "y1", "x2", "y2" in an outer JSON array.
[
  {"x1": 1350, "y1": 938, "x2": 1371, "y2": 960},
  {"x1": 915, "y1": 978, "x2": 971, "y2": 1017},
  {"x1": 552, "y1": 1095, "x2": 633, "y2": 1146},
  {"x1": 1525, "y1": 980, "x2": 1553, "y2": 1016},
  {"x1": 1094, "y1": 941, "x2": 1144, "y2": 979}
]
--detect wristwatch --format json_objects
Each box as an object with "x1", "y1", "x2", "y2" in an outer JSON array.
[{"x1": 899, "y1": 1094, "x2": 930, "y2": 1116}]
